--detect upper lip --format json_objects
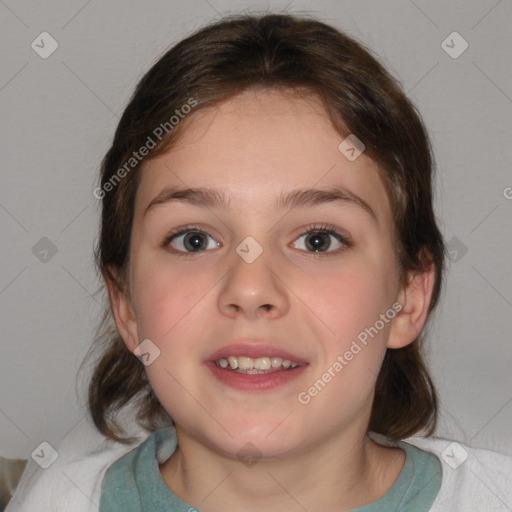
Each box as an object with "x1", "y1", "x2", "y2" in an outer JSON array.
[{"x1": 207, "y1": 340, "x2": 307, "y2": 364}]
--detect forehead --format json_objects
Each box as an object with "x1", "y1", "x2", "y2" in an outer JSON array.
[{"x1": 135, "y1": 89, "x2": 392, "y2": 223}]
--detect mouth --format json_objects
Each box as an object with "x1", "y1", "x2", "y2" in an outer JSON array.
[
  {"x1": 206, "y1": 341, "x2": 309, "y2": 391},
  {"x1": 214, "y1": 356, "x2": 303, "y2": 373}
]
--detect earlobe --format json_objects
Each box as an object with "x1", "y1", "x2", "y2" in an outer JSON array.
[
  {"x1": 387, "y1": 265, "x2": 435, "y2": 349},
  {"x1": 105, "y1": 269, "x2": 140, "y2": 354}
]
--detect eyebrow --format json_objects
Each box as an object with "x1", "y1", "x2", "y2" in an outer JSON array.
[{"x1": 144, "y1": 185, "x2": 378, "y2": 223}]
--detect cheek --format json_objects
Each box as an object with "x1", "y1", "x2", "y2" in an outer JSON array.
[
  {"x1": 298, "y1": 258, "x2": 396, "y2": 410},
  {"x1": 130, "y1": 261, "x2": 215, "y2": 420},
  {"x1": 131, "y1": 256, "x2": 212, "y2": 347},
  {"x1": 307, "y1": 257, "x2": 395, "y2": 344},
  {"x1": 296, "y1": 263, "x2": 393, "y2": 419}
]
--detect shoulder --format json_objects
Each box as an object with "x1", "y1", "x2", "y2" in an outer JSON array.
[
  {"x1": 403, "y1": 436, "x2": 512, "y2": 511},
  {"x1": 5, "y1": 419, "x2": 147, "y2": 512},
  {"x1": 100, "y1": 427, "x2": 178, "y2": 511},
  {"x1": 100, "y1": 427, "x2": 163, "y2": 493}
]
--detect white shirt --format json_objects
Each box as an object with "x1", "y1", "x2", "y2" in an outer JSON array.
[{"x1": 5, "y1": 417, "x2": 512, "y2": 511}]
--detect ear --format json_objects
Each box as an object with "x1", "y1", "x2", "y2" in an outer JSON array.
[
  {"x1": 387, "y1": 263, "x2": 435, "y2": 349},
  {"x1": 105, "y1": 268, "x2": 140, "y2": 354}
]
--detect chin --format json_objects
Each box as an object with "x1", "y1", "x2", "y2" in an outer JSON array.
[
  {"x1": 210, "y1": 421, "x2": 303, "y2": 460},
  {"x1": 220, "y1": 436, "x2": 297, "y2": 462}
]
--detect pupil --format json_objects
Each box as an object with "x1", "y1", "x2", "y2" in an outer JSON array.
[
  {"x1": 185, "y1": 232, "x2": 205, "y2": 251},
  {"x1": 307, "y1": 232, "x2": 329, "y2": 252}
]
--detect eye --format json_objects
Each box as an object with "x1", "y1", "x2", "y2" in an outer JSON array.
[
  {"x1": 291, "y1": 224, "x2": 351, "y2": 255},
  {"x1": 163, "y1": 225, "x2": 220, "y2": 255},
  {"x1": 163, "y1": 223, "x2": 351, "y2": 257}
]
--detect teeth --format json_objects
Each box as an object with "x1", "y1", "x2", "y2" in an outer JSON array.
[
  {"x1": 216, "y1": 356, "x2": 301, "y2": 371},
  {"x1": 238, "y1": 356, "x2": 254, "y2": 370},
  {"x1": 271, "y1": 357, "x2": 282, "y2": 368},
  {"x1": 255, "y1": 357, "x2": 271, "y2": 370}
]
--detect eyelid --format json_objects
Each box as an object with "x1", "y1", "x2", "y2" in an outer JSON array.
[
  {"x1": 291, "y1": 223, "x2": 352, "y2": 256},
  {"x1": 162, "y1": 224, "x2": 216, "y2": 248}
]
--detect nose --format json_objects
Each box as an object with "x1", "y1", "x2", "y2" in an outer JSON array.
[{"x1": 218, "y1": 245, "x2": 290, "y2": 320}]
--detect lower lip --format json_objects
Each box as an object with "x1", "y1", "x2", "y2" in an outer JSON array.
[{"x1": 205, "y1": 361, "x2": 308, "y2": 391}]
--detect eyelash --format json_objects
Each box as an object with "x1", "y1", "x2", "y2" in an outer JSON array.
[{"x1": 162, "y1": 223, "x2": 352, "y2": 258}]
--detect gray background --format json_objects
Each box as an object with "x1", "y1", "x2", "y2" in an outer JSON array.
[{"x1": 1, "y1": 0, "x2": 511, "y2": 459}]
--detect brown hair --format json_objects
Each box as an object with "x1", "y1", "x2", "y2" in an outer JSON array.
[{"x1": 81, "y1": 12, "x2": 446, "y2": 444}]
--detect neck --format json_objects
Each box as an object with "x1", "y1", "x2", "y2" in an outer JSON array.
[{"x1": 159, "y1": 425, "x2": 405, "y2": 512}]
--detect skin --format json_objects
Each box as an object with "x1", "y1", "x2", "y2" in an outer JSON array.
[{"x1": 108, "y1": 88, "x2": 435, "y2": 512}]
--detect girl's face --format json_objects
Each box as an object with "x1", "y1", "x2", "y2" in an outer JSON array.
[{"x1": 115, "y1": 89, "x2": 417, "y2": 460}]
